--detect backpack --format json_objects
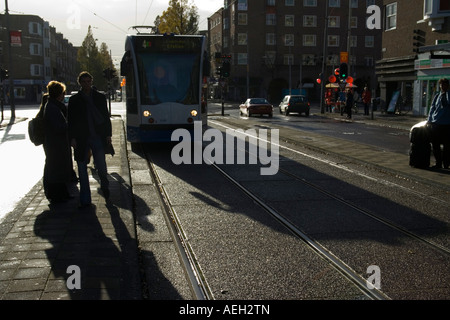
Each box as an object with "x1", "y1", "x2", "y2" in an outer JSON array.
[{"x1": 28, "y1": 107, "x2": 45, "y2": 146}]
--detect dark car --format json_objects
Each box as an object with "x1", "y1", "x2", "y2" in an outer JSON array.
[
  {"x1": 239, "y1": 98, "x2": 273, "y2": 117},
  {"x1": 279, "y1": 95, "x2": 310, "y2": 116}
]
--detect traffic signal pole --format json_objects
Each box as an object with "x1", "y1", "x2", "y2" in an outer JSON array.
[{"x1": 5, "y1": 0, "x2": 15, "y2": 118}]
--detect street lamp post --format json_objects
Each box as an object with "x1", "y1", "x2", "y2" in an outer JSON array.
[{"x1": 320, "y1": 0, "x2": 329, "y2": 114}]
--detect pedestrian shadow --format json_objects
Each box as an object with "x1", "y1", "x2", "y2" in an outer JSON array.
[{"x1": 33, "y1": 199, "x2": 140, "y2": 299}]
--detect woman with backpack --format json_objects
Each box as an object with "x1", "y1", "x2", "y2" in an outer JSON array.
[{"x1": 42, "y1": 81, "x2": 73, "y2": 203}]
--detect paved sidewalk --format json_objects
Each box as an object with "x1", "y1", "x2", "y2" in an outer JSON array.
[{"x1": 0, "y1": 118, "x2": 142, "y2": 300}]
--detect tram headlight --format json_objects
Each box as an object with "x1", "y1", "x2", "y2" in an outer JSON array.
[
  {"x1": 143, "y1": 110, "x2": 151, "y2": 117},
  {"x1": 190, "y1": 110, "x2": 198, "y2": 117}
]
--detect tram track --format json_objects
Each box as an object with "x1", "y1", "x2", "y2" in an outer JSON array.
[
  {"x1": 142, "y1": 143, "x2": 390, "y2": 300},
  {"x1": 143, "y1": 145, "x2": 213, "y2": 300},
  {"x1": 134, "y1": 119, "x2": 449, "y2": 300},
  {"x1": 210, "y1": 162, "x2": 391, "y2": 300},
  {"x1": 209, "y1": 119, "x2": 450, "y2": 255}
]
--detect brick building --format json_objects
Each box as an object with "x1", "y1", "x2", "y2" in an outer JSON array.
[
  {"x1": 375, "y1": 0, "x2": 450, "y2": 115},
  {"x1": 0, "y1": 14, "x2": 79, "y2": 104},
  {"x1": 208, "y1": 0, "x2": 382, "y2": 104}
]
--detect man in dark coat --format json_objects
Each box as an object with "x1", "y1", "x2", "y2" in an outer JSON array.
[
  {"x1": 68, "y1": 71, "x2": 112, "y2": 208},
  {"x1": 43, "y1": 82, "x2": 72, "y2": 203}
]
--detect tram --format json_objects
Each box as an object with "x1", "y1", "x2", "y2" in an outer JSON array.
[{"x1": 121, "y1": 29, "x2": 209, "y2": 142}]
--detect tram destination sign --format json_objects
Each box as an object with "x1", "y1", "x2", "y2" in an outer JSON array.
[{"x1": 136, "y1": 35, "x2": 203, "y2": 53}]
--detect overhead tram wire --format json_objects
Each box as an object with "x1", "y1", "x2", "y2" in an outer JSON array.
[{"x1": 71, "y1": 0, "x2": 128, "y2": 35}]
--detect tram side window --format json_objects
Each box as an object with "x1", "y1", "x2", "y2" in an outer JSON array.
[{"x1": 121, "y1": 51, "x2": 138, "y2": 114}]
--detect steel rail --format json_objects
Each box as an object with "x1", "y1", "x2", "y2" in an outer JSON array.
[
  {"x1": 144, "y1": 147, "x2": 214, "y2": 300},
  {"x1": 209, "y1": 161, "x2": 391, "y2": 301}
]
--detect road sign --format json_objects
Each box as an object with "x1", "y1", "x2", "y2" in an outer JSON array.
[{"x1": 340, "y1": 52, "x2": 348, "y2": 63}]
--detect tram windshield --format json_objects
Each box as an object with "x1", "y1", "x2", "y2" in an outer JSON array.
[{"x1": 136, "y1": 51, "x2": 201, "y2": 105}]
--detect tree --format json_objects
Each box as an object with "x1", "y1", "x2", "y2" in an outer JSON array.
[
  {"x1": 77, "y1": 26, "x2": 116, "y2": 90},
  {"x1": 157, "y1": 0, "x2": 199, "y2": 35}
]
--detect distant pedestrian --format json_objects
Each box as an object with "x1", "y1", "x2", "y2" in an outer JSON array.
[
  {"x1": 427, "y1": 78, "x2": 450, "y2": 169},
  {"x1": 362, "y1": 87, "x2": 372, "y2": 115},
  {"x1": 43, "y1": 81, "x2": 73, "y2": 203},
  {"x1": 68, "y1": 71, "x2": 112, "y2": 208},
  {"x1": 345, "y1": 90, "x2": 353, "y2": 119}
]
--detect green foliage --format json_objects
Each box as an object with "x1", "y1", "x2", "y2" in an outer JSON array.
[
  {"x1": 155, "y1": 0, "x2": 199, "y2": 35},
  {"x1": 77, "y1": 26, "x2": 117, "y2": 90}
]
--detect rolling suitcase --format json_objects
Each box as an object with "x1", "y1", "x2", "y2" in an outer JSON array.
[{"x1": 409, "y1": 121, "x2": 431, "y2": 169}]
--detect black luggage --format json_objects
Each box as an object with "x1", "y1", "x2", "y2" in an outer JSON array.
[{"x1": 409, "y1": 121, "x2": 431, "y2": 168}]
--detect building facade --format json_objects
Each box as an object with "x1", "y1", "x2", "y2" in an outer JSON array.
[
  {"x1": 376, "y1": 0, "x2": 450, "y2": 115},
  {"x1": 208, "y1": 0, "x2": 382, "y2": 104},
  {"x1": 0, "y1": 14, "x2": 79, "y2": 104}
]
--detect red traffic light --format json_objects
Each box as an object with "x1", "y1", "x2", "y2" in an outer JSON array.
[
  {"x1": 346, "y1": 76, "x2": 354, "y2": 84},
  {"x1": 328, "y1": 75, "x2": 337, "y2": 83},
  {"x1": 316, "y1": 78, "x2": 322, "y2": 84},
  {"x1": 334, "y1": 68, "x2": 340, "y2": 76}
]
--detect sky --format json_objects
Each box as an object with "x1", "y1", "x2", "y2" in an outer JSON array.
[{"x1": 1, "y1": 0, "x2": 224, "y2": 65}]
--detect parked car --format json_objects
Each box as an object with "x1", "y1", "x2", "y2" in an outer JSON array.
[
  {"x1": 239, "y1": 98, "x2": 273, "y2": 117},
  {"x1": 279, "y1": 95, "x2": 310, "y2": 116}
]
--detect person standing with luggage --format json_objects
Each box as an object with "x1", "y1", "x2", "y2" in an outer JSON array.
[
  {"x1": 427, "y1": 78, "x2": 450, "y2": 169},
  {"x1": 68, "y1": 71, "x2": 112, "y2": 208}
]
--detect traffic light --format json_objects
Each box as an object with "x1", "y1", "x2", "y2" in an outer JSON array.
[
  {"x1": 222, "y1": 61, "x2": 230, "y2": 78},
  {"x1": 0, "y1": 68, "x2": 9, "y2": 81},
  {"x1": 103, "y1": 68, "x2": 117, "y2": 81},
  {"x1": 221, "y1": 54, "x2": 231, "y2": 78},
  {"x1": 215, "y1": 66, "x2": 222, "y2": 77},
  {"x1": 413, "y1": 29, "x2": 426, "y2": 53},
  {"x1": 339, "y1": 63, "x2": 348, "y2": 80}
]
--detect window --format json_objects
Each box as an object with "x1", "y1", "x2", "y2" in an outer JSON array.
[
  {"x1": 326, "y1": 55, "x2": 339, "y2": 66},
  {"x1": 237, "y1": 53, "x2": 248, "y2": 65},
  {"x1": 365, "y1": 56, "x2": 374, "y2": 67},
  {"x1": 329, "y1": 16, "x2": 340, "y2": 28},
  {"x1": 365, "y1": 36, "x2": 374, "y2": 48},
  {"x1": 302, "y1": 54, "x2": 316, "y2": 65},
  {"x1": 284, "y1": 54, "x2": 294, "y2": 65},
  {"x1": 285, "y1": 34, "x2": 294, "y2": 46},
  {"x1": 223, "y1": 17, "x2": 229, "y2": 30},
  {"x1": 264, "y1": 51, "x2": 276, "y2": 66},
  {"x1": 223, "y1": 36, "x2": 229, "y2": 48},
  {"x1": 328, "y1": 35, "x2": 339, "y2": 47},
  {"x1": 386, "y1": 2, "x2": 397, "y2": 30},
  {"x1": 304, "y1": 0, "x2": 317, "y2": 6},
  {"x1": 30, "y1": 43, "x2": 42, "y2": 56},
  {"x1": 441, "y1": 0, "x2": 450, "y2": 11},
  {"x1": 285, "y1": 0, "x2": 295, "y2": 6},
  {"x1": 304, "y1": 15, "x2": 317, "y2": 27},
  {"x1": 30, "y1": 64, "x2": 43, "y2": 76},
  {"x1": 267, "y1": 0, "x2": 275, "y2": 5},
  {"x1": 238, "y1": 0, "x2": 247, "y2": 10},
  {"x1": 424, "y1": 0, "x2": 433, "y2": 14},
  {"x1": 329, "y1": 0, "x2": 340, "y2": 7},
  {"x1": 350, "y1": 35, "x2": 357, "y2": 48},
  {"x1": 266, "y1": 13, "x2": 276, "y2": 25},
  {"x1": 238, "y1": 33, "x2": 247, "y2": 45},
  {"x1": 266, "y1": 33, "x2": 276, "y2": 45},
  {"x1": 238, "y1": 13, "x2": 247, "y2": 25},
  {"x1": 29, "y1": 22, "x2": 42, "y2": 35},
  {"x1": 285, "y1": 15, "x2": 295, "y2": 26},
  {"x1": 351, "y1": 0, "x2": 358, "y2": 8},
  {"x1": 303, "y1": 35, "x2": 316, "y2": 46}
]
